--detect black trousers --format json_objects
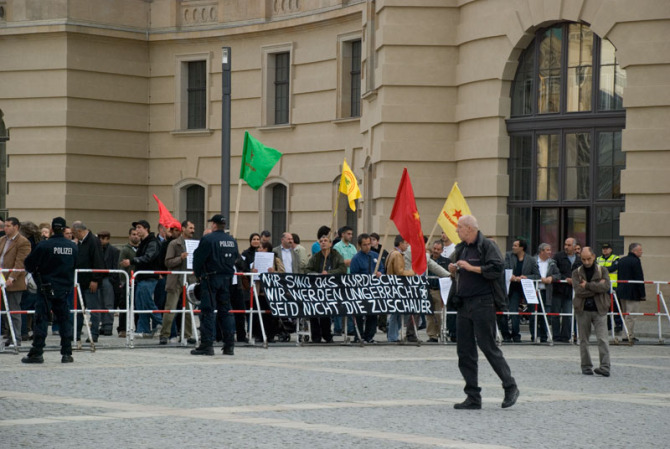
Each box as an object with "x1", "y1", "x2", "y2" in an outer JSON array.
[{"x1": 457, "y1": 295, "x2": 516, "y2": 402}]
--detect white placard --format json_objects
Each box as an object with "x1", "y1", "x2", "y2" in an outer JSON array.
[
  {"x1": 254, "y1": 252, "x2": 274, "y2": 274},
  {"x1": 520, "y1": 278, "x2": 539, "y2": 304},
  {"x1": 184, "y1": 239, "x2": 199, "y2": 270},
  {"x1": 505, "y1": 269, "x2": 513, "y2": 294},
  {"x1": 439, "y1": 277, "x2": 452, "y2": 306}
]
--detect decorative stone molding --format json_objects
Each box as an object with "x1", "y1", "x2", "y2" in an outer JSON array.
[
  {"x1": 274, "y1": 0, "x2": 302, "y2": 15},
  {"x1": 180, "y1": 0, "x2": 218, "y2": 26}
]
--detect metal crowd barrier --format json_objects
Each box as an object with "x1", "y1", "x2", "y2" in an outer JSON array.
[{"x1": 4, "y1": 271, "x2": 670, "y2": 352}]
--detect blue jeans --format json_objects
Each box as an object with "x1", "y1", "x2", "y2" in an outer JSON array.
[
  {"x1": 83, "y1": 288, "x2": 101, "y2": 338},
  {"x1": 387, "y1": 314, "x2": 402, "y2": 342},
  {"x1": 135, "y1": 279, "x2": 162, "y2": 333},
  {"x1": 200, "y1": 275, "x2": 234, "y2": 348}
]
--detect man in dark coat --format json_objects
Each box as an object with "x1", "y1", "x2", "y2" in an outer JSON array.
[
  {"x1": 552, "y1": 237, "x2": 582, "y2": 342},
  {"x1": 616, "y1": 243, "x2": 645, "y2": 343}
]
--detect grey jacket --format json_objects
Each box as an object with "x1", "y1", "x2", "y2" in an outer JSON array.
[{"x1": 536, "y1": 256, "x2": 561, "y2": 306}]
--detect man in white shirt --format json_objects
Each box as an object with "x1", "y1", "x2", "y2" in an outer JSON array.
[
  {"x1": 441, "y1": 231, "x2": 456, "y2": 259},
  {"x1": 273, "y1": 232, "x2": 299, "y2": 273}
]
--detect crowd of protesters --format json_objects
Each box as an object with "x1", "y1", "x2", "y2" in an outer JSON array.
[{"x1": 1, "y1": 215, "x2": 645, "y2": 352}]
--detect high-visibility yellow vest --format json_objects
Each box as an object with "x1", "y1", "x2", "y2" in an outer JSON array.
[{"x1": 597, "y1": 254, "x2": 619, "y2": 288}]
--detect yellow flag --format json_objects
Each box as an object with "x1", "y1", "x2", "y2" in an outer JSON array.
[
  {"x1": 339, "y1": 159, "x2": 361, "y2": 211},
  {"x1": 437, "y1": 182, "x2": 471, "y2": 244}
]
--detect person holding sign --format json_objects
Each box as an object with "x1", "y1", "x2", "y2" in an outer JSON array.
[
  {"x1": 502, "y1": 238, "x2": 540, "y2": 343},
  {"x1": 305, "y1": 235, "x2": 346, "y2": 343},
  {"x1": 250, "y1": 241, "x2": 285, "y2": 342},
  {"x1": 448, "y1": 215, "x2": 519, "y2": 410},
  {"x1": 572, "y1": 247, "x2": 611, "y2": 376}
]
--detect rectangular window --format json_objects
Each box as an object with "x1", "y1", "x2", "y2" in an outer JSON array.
[
  {"x1": 566, "y1": 24, "x2": 593, "y2": 112},
  {"x1": 509, "y1": 135, "x2": 532, "y2": 201},
  {"x1": 262, "y1": 45, "x2": 293, "y2": 127},
  {"x1": 537, "y1": 27, "x2": 562, "y2": 114},
  {"x1": 599, "y1": 40, "x2": 626, "y2": 111},
  {"x1": 350, "y1": 40, "x2": 361, "y2": 117},
  {"x1": 338, "y1": 37, "x2": 363, "y2": 119},
  {"x1": 565, "y1": 133, "x2": 591, "y2": 200},
  {"x1": 274, "y1": 52, "x2": 290, "y2": 125},
  {"x1": 597, "y1": 131, "x2": 625, "y2": 200},
  {"x1": 536, "y1": 134, "x2": 559, "y2": 200},
  {"x1": 596, "y1": 205, "x2": 624, "y2": 254},
  {"x1": 187, "y1": 61, "x2": 207, "y2": 129},
  {"x1": 174, "y1": 53, "x2": 210, "y2": 132}
]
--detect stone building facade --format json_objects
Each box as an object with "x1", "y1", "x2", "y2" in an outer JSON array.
[{"x1": 0, "y1": 0, "x2": 669, "y2": 296}]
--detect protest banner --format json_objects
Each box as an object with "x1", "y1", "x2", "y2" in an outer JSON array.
[{"x1": 260, "y1": 273, "x2": 431, "y2": 318}]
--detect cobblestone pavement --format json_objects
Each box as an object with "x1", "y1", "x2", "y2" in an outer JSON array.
[{"x1": 1, "y1": 329, "x2": 669, "y2": 449}]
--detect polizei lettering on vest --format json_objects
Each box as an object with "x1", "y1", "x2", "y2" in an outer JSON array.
[
  {"x1": 218, "y1": 241, "x2": 235, "y2": 247},
  {"x1": 53, "y1": 247, "x2": 73, "y2": 255}
]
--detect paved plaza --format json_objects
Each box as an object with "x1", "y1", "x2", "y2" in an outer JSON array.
[{"x1": 1, "y1": 327, "x2": 669, "y2": 449}]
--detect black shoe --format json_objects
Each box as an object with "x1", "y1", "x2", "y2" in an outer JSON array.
[
  {"x1": 594, "y1": 367, "x2": 610, "y2": 377},
  {"x1": 222, "y1": 346, "x2": 234, "y2": 356},
  {"x1": 61, "y1": 355, "x2": 74, "y2": 363},
  {"x1": 450, "y1": 336, "x2": 457, "y2": 343},
  {"x1": 454, "y1": 398, "x2": 481, "y2": 410},
  {"x1": 427, "y1": 338, "x2": 438, "y2": 343},
  {"x1": 191, "y1": 346, "x2": 214, "y2": 356},
  {"x1": 187, "y1": 338, "x2": 197, "y2": 345},
  {"x1": 21, "y1": 354, "x2": 44, "y2": 364},
  {"x1": 512, "y1": 337, "x2": 522, "y2": 343},
  {"x1": 159, "y1": 337, "x2": 168, "y2": 345},
  {"x1": 582, "y1": 368, "x2": 594, "y2": 375},
  {"x1": 406, "y1": 335, "x2": 418, "y2": 342},
  {"x1": 85, "y1": 336, "x2": 99, "y2": 343},
  {"x1": 237, "y1": 337, "x2": 249, "y2": 343},
  {"x1": 502, "y1": 386, "x2": 519, "y2": 408}
]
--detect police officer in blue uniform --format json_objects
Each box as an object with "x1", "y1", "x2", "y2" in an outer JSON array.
[
  {"x1": 22, "y1": 217, "x2": 78, "y2": 364},
  {"x1": 191, "y1": 214, "x2": 239, "y2": 356}
]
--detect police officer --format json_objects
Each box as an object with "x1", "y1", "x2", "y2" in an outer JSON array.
[
  {"x1": 191, "y1": 214, "x2": 239, "y2": 356},
  {"x1": 597, "y1": 242, "x2": 621, "y2": 332},
  {"x1": 22, "y1": 217, "x2": 78, "y2": 364}
]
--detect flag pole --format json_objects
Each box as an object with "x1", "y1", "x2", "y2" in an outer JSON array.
[
  {"x1": 425, "y1": 219, "x2": 439, "y2": 251},
  {"x1": 329, "y1": 188, "x2": 340, "y2": 241},
  {"x1": 374, "y1": 220, "x2": 392, "y2": 274},
  {"x1": 232, "y1": 178, "x2": 243, "y2": 238}
]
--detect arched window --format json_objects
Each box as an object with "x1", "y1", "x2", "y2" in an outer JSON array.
[
  {"x1": 507, "y1": 22, "x2": 626, "y2": 254},
  {"x1": 185, "y1": 184, "x2": 205, "y2": 238},
  {"x1": 269, "y1": 183, "x2": 287, "y2": 247}
]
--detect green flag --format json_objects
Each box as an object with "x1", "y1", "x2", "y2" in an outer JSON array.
[{"x1": 240, "y1": 131, "x2": 282, "y2": 190}]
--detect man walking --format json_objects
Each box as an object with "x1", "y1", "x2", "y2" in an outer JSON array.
[
  {"x1": 448, "y1": 215, "x2": 518, "y2": 410},
  {"x1": 572, "y1": 247, "x2": 611, "y2": 376}
]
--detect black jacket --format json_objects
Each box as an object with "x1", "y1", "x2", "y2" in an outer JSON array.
[
  {"x1": 552, "y1": 251, "x2": 581, "y2": 297},
  {"x1": 25, "y1": 234, "x2": 78, "y2": 295},
  {"x1": 102, "y1": 243, "x2": 121, "y2": 284},
  {"x1": 133, "y1": 232, "x2": 162, "y2": 279},
  {"x1": 448, "y1": 231, "x2": 507, "y2": 311},
  {"x1": 617, "y1": 252, "x2": 645, "y2": 301},
  {"x1": 76, "y1": 232, "x2": 105, "y2": 290}
]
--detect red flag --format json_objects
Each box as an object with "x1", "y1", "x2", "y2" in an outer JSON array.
[
  {"x1": 153, "y1": 194, "x2": 181, "y2": 231},
  {"x1": 390, "y1": 168, "x2": 427, "y2": 275}
]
